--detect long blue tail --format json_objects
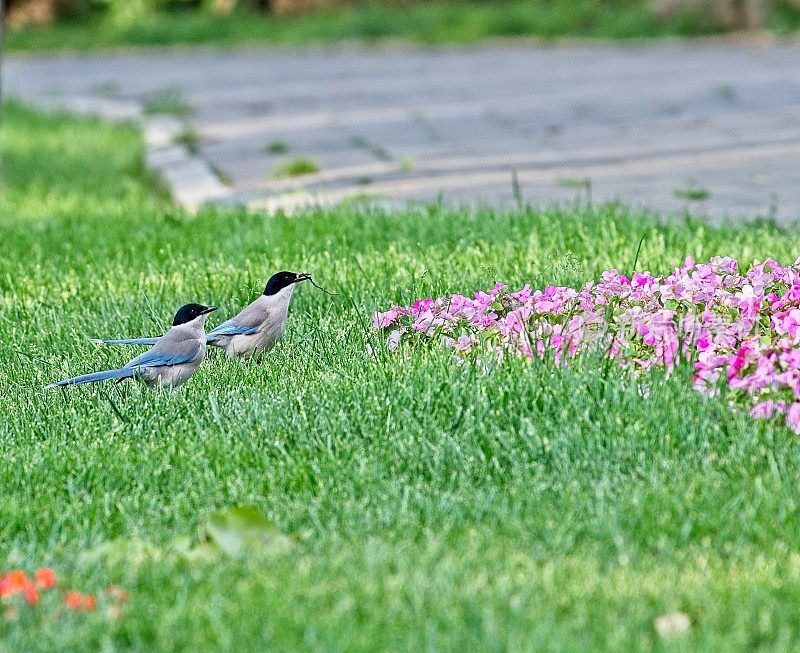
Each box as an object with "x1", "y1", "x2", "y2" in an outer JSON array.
[
  {"x1": 90, "y1": 337, "x2": 160, "y2": 346},
  {"x1": 93, "y1": 336, "x2": 221, "y2": 346},
  {"x1": 47, "y1": 367, "x2": 137, "y2": 388}
]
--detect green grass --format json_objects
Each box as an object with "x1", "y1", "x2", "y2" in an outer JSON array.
[
  {"x1": 143, "y1": 88, "x2": 193, "y2": 118},
  {"x1": 265, "y1": 140, "x2": 290, "y2": 155},
  {"x1": 272, "y1": 156, "x2": 320, "y2": 178},
  {"x1": 398, "y1": 155, "x2": 415, "y2": 172},
  {"x1": 674, "y1": 178, "x2": 712, "y2": 202},
  {"x1": 674, "y1": 187, "x2": 712, "y2": 201},
  {"x1": 9, "y1": 0, "x2": 794, "y2": 53},
  {"x1": 4, "y1": 100, "x2": 800, "y2": 650},
  {"x1": 172, "y1": 127, "x2": 201, "y2": 154}
]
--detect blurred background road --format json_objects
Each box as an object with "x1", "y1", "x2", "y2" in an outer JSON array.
[{"x1": 8, "y1": 44, "x2": 800, "y2": 219}]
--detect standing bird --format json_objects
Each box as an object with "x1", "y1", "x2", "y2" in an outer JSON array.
[
  {"x1": 48, "y1": 303, "x2": 217, "y2": 389},
  {"x1": 93, "y1": 271, "x2": 310, "y2": 360}
]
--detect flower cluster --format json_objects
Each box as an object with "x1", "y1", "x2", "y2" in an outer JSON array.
[
  {"x1": 373, "y1": 256, "x2": 800, "y2": 433},
  {"x1": 1, "y1": 568, "x2": 126, "y2": 621},
  {"x1": 0, "y1": 569, "x2": 54, "y2": 607}
]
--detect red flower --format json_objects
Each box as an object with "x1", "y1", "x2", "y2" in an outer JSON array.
[
  {"x1": 64, "y1": 591, "x2": 82, "y2": 610},
  {"x1": 2, "y1": 569, "x2": 113, "y2": 617},
  {"x1": 64, "y1": 591, "x2": 96, "y2": 611},
  {"x1": 35, "y1": 568, "x2": 56, "y2": 590},
  {"x1": 0, "y1": 570, "x2": 29, "y2": 597},
  {"x1": 0, "y1": 570, "x2": 40, "y2": 605},
  {"x1": 23, "y1": 584, "x2": 39, "y2": 606}
]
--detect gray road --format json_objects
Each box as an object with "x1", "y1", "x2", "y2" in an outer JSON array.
[{"x1": 6, "y1": 44, "x2": 800, "y2": 220}]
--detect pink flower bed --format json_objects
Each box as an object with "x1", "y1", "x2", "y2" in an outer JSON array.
[{"x1": 373, "y1": 256, "x2": 800, "y2": 433}]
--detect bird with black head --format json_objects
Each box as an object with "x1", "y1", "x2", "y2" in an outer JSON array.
[
  {"x1": 92, "y1": 271, "x2": 312, "y2": 360},
  {"x1": 48, "y1": 303, "x2": 217, "y2": 389}
]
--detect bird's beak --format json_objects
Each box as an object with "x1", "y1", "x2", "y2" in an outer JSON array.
[
  {"x1": 201, "y1": 306, "x2": 218, "y2": 315},
  {"x1": 296, "y1": 273, "x2": 312, "y2": 283}
]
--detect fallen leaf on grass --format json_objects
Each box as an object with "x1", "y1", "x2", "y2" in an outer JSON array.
[
  {"x1": 200, "y1": 506, "x2": 295, "y2": 558},
  {"x1": 654, "y1": 611, "x2": 691, "y2": 638}
]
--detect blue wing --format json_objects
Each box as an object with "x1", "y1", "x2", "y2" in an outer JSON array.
[
  {"x1": 209, "y1": 320, "x2": 261, "y2": 336},
  {"x1": 207, "y1": 319, "x2": 261, "y2": 338},
  {"x1": 124, "y1": 350, "x2": 196, "y2": 370}
]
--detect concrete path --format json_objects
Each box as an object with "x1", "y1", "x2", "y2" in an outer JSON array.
[{"x1": 5, "y1": 44, "x2": 800, "y2": 220}]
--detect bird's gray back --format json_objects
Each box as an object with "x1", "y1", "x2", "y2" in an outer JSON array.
[
  {"x1": 134, "y1": 325, "x2": 207, "y2": 388},
  {"x1": 232, "y1": 296, "x2": 271, "y2": 330},
  {"x1": 151, "y1": 327, "x2": 205, "y2": 361}
]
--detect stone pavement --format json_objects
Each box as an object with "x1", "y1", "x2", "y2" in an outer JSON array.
[{"x1": 5, "y1": 43, "x2": 800, "y2": 220}]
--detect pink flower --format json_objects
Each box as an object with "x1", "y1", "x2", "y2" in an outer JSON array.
[
  {"x1": 787, "y1": 403, "x2": 800, "y2": 434},
  {"x1": 751, "y1": 400, "x2": 778, "y2": 419},
  {"x1": 455, "y1": 335, "x2": 476, "y2": 353},
  {"x1": 372, "y1": 307, "x2": 406, "y2": 329},
  {"x1": 387, "y1": 330, "x2": 401, "y2": 352},
  {"x1": 508, "y1": 284, "x2": 532, "y2": 303},
  {"x1": 373, "y1": 256, "x2": 800, "y2": 433}
]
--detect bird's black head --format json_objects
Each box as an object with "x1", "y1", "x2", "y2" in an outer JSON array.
[
  {"x1": 263, "y1": 271, "x2": 311, "y2": 296},
  {"x1": 173, "y1": 303, "x2": 217, "y2": 326}
]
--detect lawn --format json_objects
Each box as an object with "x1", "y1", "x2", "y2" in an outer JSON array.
[
  {"x1": 6, "y1": 0, "x2": 800, "y2": 52},
  {"x1": 3, "y1": 101, "x2": 800, "y2": 650}
]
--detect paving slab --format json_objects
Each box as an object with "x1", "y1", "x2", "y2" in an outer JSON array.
[{"x1": 5, "y1": 43, "x2": 800, "y2": 220}]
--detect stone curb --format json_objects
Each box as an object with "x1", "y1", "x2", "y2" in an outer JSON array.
[{"x1": 24, "y1": 95, "x2": 233, "y2": 213}]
